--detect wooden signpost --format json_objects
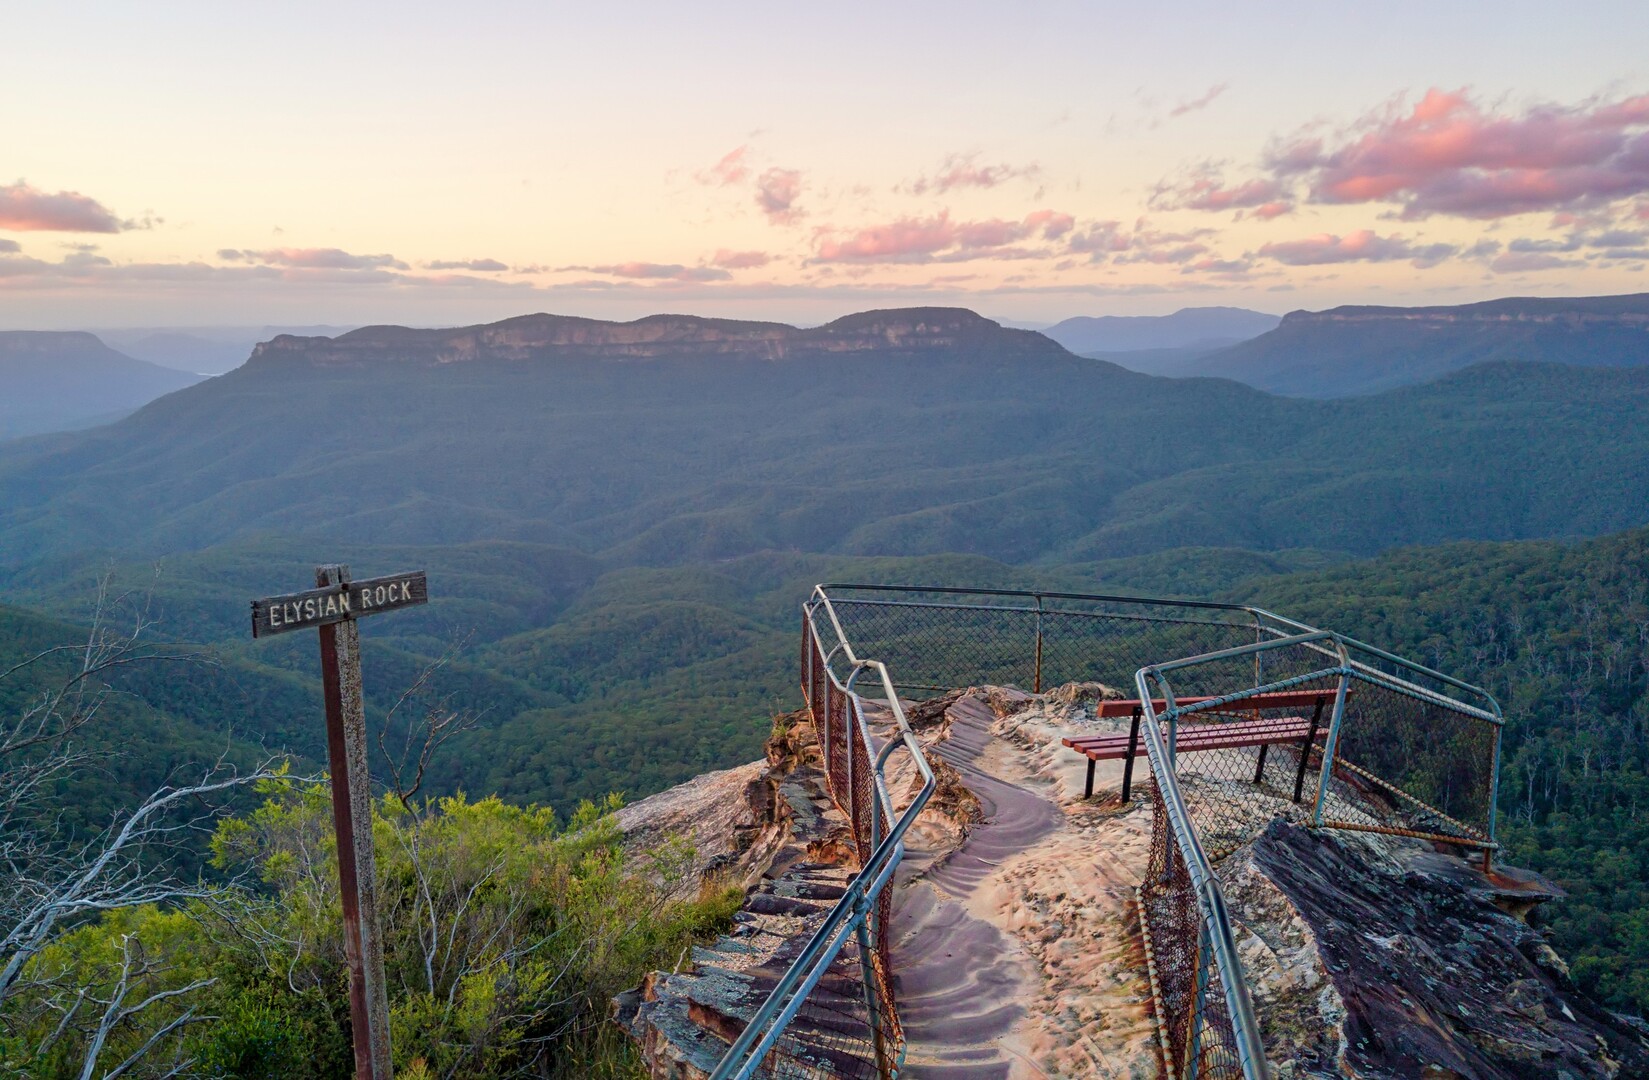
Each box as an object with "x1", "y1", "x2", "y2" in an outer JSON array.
[{"x1": 251, "y1": 565, "x2": 428, "y2": 1080}]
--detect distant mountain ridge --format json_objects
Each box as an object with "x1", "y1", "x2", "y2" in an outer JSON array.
[
  {"x1": 1041, "y1": 307, "x2": 1280, "y2": 354},
  {"x1": 6, "y1": 307, "x2": 1649, "y2": 572},
  {"x1": 251, "y1": 308, "x2": 1052, "y2": 367},
  {"x1": 0, "y1": 331, "x2": 204, "y2": 439},
  {"x1": 1195, "y1": 292, "x2": 1649, "y2": 397}
]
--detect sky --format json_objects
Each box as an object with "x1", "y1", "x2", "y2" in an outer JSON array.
[{"x1": 4, "y1": 1, "x2": 1649, "y2": 329}]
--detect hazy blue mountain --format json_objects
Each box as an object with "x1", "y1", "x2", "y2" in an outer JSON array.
[
  {"x1": 1196, "y1": 292, "x2": 1649, "y2": 397},
  {"x1": 0, "y1": 331, "x2": 204, "y2": 439},
  {"x1": 97, "y1": 324, "x2": 359, "y2": 375},
  {"x1": 4, "y1": 308, "x2": 1649, "y2": 573},
  {"x1": 1042, "y1": 306, "x2": 1279, "y2": 353},
  {"x1": 1075, "y1": 344, "x2": 1236, "y2": 377}
]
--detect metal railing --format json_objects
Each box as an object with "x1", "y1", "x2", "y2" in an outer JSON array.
[
  {"x1": 708, "y1": 591, "x2": 936, "y2": 1079},
  {"x1": 708, "y1": 585, "x2": 1501, "y2": 1080},
  {"x1": 1133, "y1": 629, "x2": 1502, "y2": 1078}
]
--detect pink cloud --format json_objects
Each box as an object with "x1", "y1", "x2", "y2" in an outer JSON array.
[
  {"x1": 1250, "y1": 200, "x2": 1294, "y2": 220},
  {"x1": 1151, "y1": 170, "x2": 1290, "y2": 214},
  {"x1": 423, "y1": 258, "x2": 508, "y2": 271},
  {"x1": 1067, "y1": 221, "x2": 1130, "y2": 255},
  {"x1": 557, "y1": 261, "x2": 731, "y2": 282},
  {"x1": 0, "y1": 181, "x2": 129, "y2": 232},
  {"x1": 220, "y1": 247, "x2": 409, "y2": 270},
  {"x1": 1489, "y1": 251, "x2": 1579, "y2": 273},
  {"x1": 1183, "y1": 256, "x2": 1254, "y2": 275},
  {"x1": 756, "y1": 167, "x2": 804, "y2": 224},
  {"x1": 1023, "y1": 209, "x2": 1075, "y2": 239},
  {"x1": 910, "y1": 154, "x2": 1041, "y2": 195},
  {"x1": 1257, "y1": 229, "x2": 1457, "y2": 267},
  {"x1": 696, "y1": 146, "x2": 750, "y2": 187},
  {"x1": 1079, "y1": 221, "x2": 1220, "y2": 266},
  {"x1": 816, "y1": 215, "x2": 957, "y2": 261},
  {"x1": 1269, "y1": 87, "x2": 1649, "y2": 219},
  {"x1": 813, "y1": 210, "x2": 1075, "y2": 263},
  {"x1": 1169, "y1": 83, "x2": 1228, "y2": 119},
  {"x1": 710, "y1": 249, "x2": 771, "y2": 269}
]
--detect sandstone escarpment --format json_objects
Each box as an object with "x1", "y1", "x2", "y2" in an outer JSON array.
[{"x1": 246, "y1": 307, "x2": 1060, "y2": 369}]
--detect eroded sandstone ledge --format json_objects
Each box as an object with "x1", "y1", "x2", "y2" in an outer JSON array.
[{"x1": 616, "y1": 688, "x2": 1649, "y2": 1079}]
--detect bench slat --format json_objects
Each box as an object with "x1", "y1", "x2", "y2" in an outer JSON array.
[
  {"x1": 1063, "y1": 717, "x2": 1313, "y2": 748},
  {"x1": 1061, "y1": 716, "x2": 1325, "y2": 761}
]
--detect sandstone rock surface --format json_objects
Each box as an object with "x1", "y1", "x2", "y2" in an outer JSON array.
[{"x1": 618, "y1": 687, "x2": 1649, "y2": 1079}]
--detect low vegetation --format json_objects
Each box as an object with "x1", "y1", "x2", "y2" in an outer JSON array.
[{"x1": 1, "y1": 782, "x2": 742, "y2": 1079}]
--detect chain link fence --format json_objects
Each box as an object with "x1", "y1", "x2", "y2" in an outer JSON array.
[
  {"x1": 1135, "y1": 631, "x2": 1503, "y2": 1078},
  {"x1": 708, "y1": 600, "x2": 929, "y2": 1079},
  {"x1": 822, "y1": 588, "x2": 1280, "y2": 694},
  {"x1": 712, "y1": 586, "x2": 1500, "y2": 1080}
]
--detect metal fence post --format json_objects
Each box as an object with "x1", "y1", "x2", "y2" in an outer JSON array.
[
  {"x1": 1159, "y1": 670, "x2": 1182, "y2": 767},
  {"x1": 1034, "y1": 593, "x2": 1044, "y2": 693},
  {"x1": 1312, "y1": 639, "x2": 1354, "y2": 828},
  {"x1": 1485, "y1": 723, "x2": 1503, "y2": 872},
  {"x1": 853, "y1": 905, "x2": 894, "y2": 1079},
  {"x1": 844, "y1": 689, "x2": 854, "y2": 820},
  {"x1": 803, "y1": 610, "x2": 814, "y2": 708},
  {"x1": 1183, "y1": 921, "x2": 1213, "y2": 1079}
]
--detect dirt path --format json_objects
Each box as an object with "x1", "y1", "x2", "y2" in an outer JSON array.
[{"x1": 889, "y1": 691, "x2": 1163, "y2": 1079}]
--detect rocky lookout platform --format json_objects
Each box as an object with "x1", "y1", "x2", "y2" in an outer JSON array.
[{"x1": 614, "y1": 685, "x2": 1649, "y2": 1079}]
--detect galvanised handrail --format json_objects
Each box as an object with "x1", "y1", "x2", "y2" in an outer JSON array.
[
  {"x1": 1136, "y1": 631, "x2": 1340, "y2": 1080},
  {"x1": 707, "y1": 590, "x2": 937, "y2": 1079},
  {"x1": 819, "y1": 582, "x2": 1501, "y2": 725},
  {"x1": 710, "y1": 585, "x2": 1504, "y2": 1080},
  {"x1": 1136, "y1": 627, "x2": 1504, "y2": 1078},
  {"x1": 1146, "y1": 627, "x2": 1504, "y2": 844}
]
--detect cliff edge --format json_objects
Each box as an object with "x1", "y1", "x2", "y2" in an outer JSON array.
[{"x1": 615, "y1": 688, "x2": 1649, "y2": 1078}]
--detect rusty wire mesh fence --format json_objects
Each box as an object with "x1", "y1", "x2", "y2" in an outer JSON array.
[
  {"x1": 1133, "y1": 632, "x2": 1503, "y2": 1079},
  {"x1": 1138, "y1": 815, "x2": 1247, "y2": 1079},
  {"x1": 724, "y1": 614, "x2": 902, "y2": 1079},
  {"x1": 823, "y1": 591, "x2": 1271, "y2": 694},
  {"x1": 716, "y1": 587, "x2": 1499, "y2": 1080},
  {"x1": 1149, "y1": 636, "x2": 1503, "y2": 855},
  {"x1": 743, "y1": 922, "x2": 895, "y2": 1080},
  {"x1": 1329, "y1": 647, "x2": 1502, "y2": 849}
]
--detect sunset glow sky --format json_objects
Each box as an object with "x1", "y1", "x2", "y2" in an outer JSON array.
[{"x1": 6, "y1": 1, "x2": 1649, "y2": 328}]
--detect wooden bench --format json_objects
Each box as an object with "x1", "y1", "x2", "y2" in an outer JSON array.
[{"x1": 1061, "y1": 689, "x2": 1338, "y2": 802}]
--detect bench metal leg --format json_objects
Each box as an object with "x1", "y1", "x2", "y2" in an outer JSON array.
[
  {"x1": 1253, "y1": 743, "x2": 1269, "y2": 784},
  {"x1": 1293, "y1": 698, "x2": 1326, "y2": 803},
  {"x1": 1120, "y1": 707, "x2": 1142, "y2": 803},
  {"x1": 1084, "y1": 758, "x2": 1096, "y2": 799}
]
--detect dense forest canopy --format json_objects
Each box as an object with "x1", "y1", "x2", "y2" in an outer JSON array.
[{"x1": 5, "y1": 312, "x2": 1649, "y2": 1069}]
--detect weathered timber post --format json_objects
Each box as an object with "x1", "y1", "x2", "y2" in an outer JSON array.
[{"x1": 251, "y1": 564, "x2": 428, "y2": 1080}]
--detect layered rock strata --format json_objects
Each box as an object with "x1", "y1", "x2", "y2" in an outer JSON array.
[{"x1": 618, "y1": 688, "x2": 1649, "y2": 1079}]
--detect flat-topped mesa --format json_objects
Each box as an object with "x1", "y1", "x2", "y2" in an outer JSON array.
[
  {"x1": 246, "y1": 306, "x2": 1054, "y2": 368},
  {"x1": 1280, "y1": 291, "x2": 1649, "y2": 329}
]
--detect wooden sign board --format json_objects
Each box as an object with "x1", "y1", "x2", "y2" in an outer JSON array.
[
  {"x1": 248, "y1": 563, "x2": 429, "y2": 1080},
  {"x1": 251, "y1": 570, "x2": 427, "y2": 638}
]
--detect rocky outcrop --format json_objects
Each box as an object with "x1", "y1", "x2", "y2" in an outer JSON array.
[
  {"x1": 1249, "y1": 821, "x2": 1649, "y2": 1079},
  {"x1": 613, "y1": 711, "x2": 852, "y2": 1079},
  {"x1": 246, "y1": 308, "x2": 1064, "y2": 369},
  {"x1": 619, "y1": 687, "x2": 1649, "y2": 1079},
  {"x1": 1281, "y1": 293, "x2": 1649, "y2": 330},
  {"x1": 614, "y1": 758, "x2": 789, "y2": 902}
]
